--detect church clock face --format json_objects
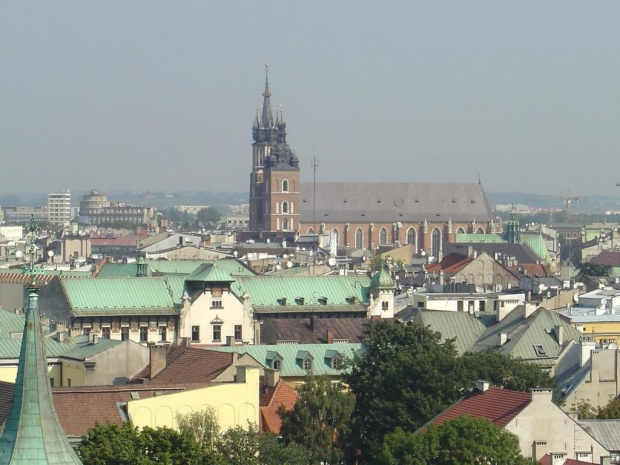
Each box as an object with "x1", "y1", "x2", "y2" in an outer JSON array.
[{"x1": 393, "y1": 198, "x2": 404, "y2": 208}]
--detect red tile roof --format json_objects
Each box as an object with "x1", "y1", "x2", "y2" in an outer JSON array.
[
  {"x1": 426, "y1": 387, "x2": 531, "y2": 429},
  {"x1": 0, "y1": 381, "x2": 203, "y2": 438},
  {"x1": 259, "y1": 380, "x2": 298, "y2": 434},
  {"x1": 426, "y1": 253, "x2": 472, "y2": 274},
  {"x1": 591, "y1": 251, "x2": 620, "y2": 268},
  {"x1": 508, "y1": 263, "x2": 550, "y2": 278},
  {"x1": 131, "y1": 346, "x2": 234, "y2": 385}
]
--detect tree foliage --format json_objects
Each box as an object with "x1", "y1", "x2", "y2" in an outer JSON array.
[
  {"x1": 344, "y1": 322, "x2": 466, "y2": 462},
  {"x1": 577, "y1": 262, "x2": 611, "y2": 279},
  {"x1": 279, "y1": 375, "x2": 355, "y2": 465},
  {"x1": 378, "y1": 415, "x2": 530, "y2": 465},
  {"x1": 461, "y1": 350, "x2": 556, "y2": 392},
  {"x1": 344, "y1": 322, "x2": 555, "y2": 463},
  {"x1": 196, "y1": 207, "x2": 222, "y2": 225},
  {"x1": 77, "y1": 422, "x2": 206, "y2": 465}
]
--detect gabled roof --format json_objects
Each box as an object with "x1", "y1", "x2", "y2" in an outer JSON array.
[
  {"x1": 131, "y1": 346, "x2": 234, "y2": 385},
  {"x1": 211, "y1": 343, "x2": 363, "y2": 377},
  {"x1": 260, "y1": 318, "x2": 370, "y2": 344},
  {"x1": 407, "y1": 309, "x2": 494, "y2": 355},
  {"x1": 299, "y1": 182, "x2": 494, "y2": 223},
  {"x1": 260, "y1": 380, "x2": 298, "y2": 434},
  {"x1": 231, "y1": 276, "x2": 370, "y2": 314},
  {"x1": 578, "y1": 419, "x2": 620, "y2": 453},
  {"x1": 61, "y1": 278, "x2": 178, "y2": 317},
  {"x1": 423, "y1": 387, "x2": 531, "y2": 429},
  {"x1": 473, "y1": 307, "x2": 582, "y2": 365},
  {"x1": 591, "y1": 251, "x2": 620, "y2": 267},
  {"x1": 426, "y1": 253, "x2": 472, "y2": 274},
  {"x1": 186, "y1": 262, "x2": 236, "y2": 282},
  {"x1": 539, "y1": 454, "x2": 597, "y2": 465},
  {"x1": 447, "y1": 242, "x2": 541, "y2": 265}
]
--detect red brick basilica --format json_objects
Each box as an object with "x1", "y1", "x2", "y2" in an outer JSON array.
[{"x1": 249, "y1": 68, "x2": 494, "y2": 258}]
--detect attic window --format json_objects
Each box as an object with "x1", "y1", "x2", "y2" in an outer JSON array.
[
  {"x1": 471, "y1": 200, "x2": 476, "y2": 203},
  {"x1": 377, "y1": 199, "x2": 381, "y2": 203},
  {"x1": 343, "y1": 199, "x2": 347, "y2": 203},
  {"x1": 277, "y1": 298, "x2": 287, "y2": 306},
  {"x1": 324, "y1": 213, "x2": 329, "y2": 217},
  {"x1": 415, "y1": 199, "x2": 419, "y2": 203},
  {"x1": 452, "y1": 199, "x2": 456, "y2": 203},
  {"x1": 533, "y1": 344, "x2": 547, "y2": 356},
  {"x1": 346, "y1": 296, "x2": 356, "y2": 305},
  {"x1": 303, "y1": 199, "x2": 307, "y2": 203},
  {"x1": 273, "y1": 359, "x2": 281, "y2": 370},
  {"x1": 361, "y1": 213, "x2": 366, "y2": 217},
  {"x1": 295, "y1": 297, "x2": 305, "y2": 305},
  {"x1": 318, "y1": 297, "x2": 328, "y2": 305}
]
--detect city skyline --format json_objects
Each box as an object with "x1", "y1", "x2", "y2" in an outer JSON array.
[{"x1": 2, "y1": 2, "x2": 620, "y2": 196}]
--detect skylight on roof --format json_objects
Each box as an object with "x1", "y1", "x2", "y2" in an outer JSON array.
[{"x1": 533, "y1": 344, "x2": 546, "y2": 357}]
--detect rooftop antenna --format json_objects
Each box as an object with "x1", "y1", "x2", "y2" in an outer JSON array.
[{"x1": 311, "y1": 151, "x2": 319, "y2": 237}]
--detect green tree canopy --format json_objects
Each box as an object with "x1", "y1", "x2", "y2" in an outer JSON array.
[
  {"x1": 344, "y1": 322, "x2": 466, "y2": 462},
  {"x1": 345, "y1": 322, "x2": 555, "y2": 463},
  {"x1": 279, "y1": 375, "x2": 355, "y2": 465},
  {"x1": 378, "y1": 415, "x2": 530, "y2": 465},
  {"x1": 461, "y1": 350, "x2": 556, "y2": 392},
  {"x1": 196, "y1": 207, "x2": 222, "y2": 224}
]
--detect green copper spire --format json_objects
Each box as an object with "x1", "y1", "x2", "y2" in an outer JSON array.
[{"x1": 0, "y1": 215, "x2": 82, "y2": 464}]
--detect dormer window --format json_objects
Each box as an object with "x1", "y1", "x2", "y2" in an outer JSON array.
[
  {"x1": 267, "y1": 351, "x2": 283, "y2": 370},
  {"x1": 325, "y1": 350, "x2": 342, "y2": 369},
  {"x1": 533, "y1": 344, "x2": 547, "y2": 357},
  {"x1": 318, "y1": 297, "x2": 328, "y2": 305},
  {"x1": 295, "y1": 297, "x2": 305, "y2": 305},
  {"x1": 277, "y1": 298, "x2": 287, "y2": 306},
  {"x1": 296, "y1": 350, "x2": 314, "y2": 372},
  {"x1": 346, "y1": 296, "x2": 356, "y2": 305}
]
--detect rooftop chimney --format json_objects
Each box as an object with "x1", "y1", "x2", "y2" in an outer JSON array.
[
  {"x1": 264, "y1": 368, "x2": 280, "y2": 388},
  {"x1": 498, "y1": 333, "x2": 507, "y2": 346},
  {"x1": 326, "y1": 330, "x2": 334, "y2": 344},
  {"x1": 310, "y1": 316, "x2": 317, "y2": 332},
  {"x1": 553, "y1": 325, "x2": 564, "y2": 346},
  {"x1": 149, "y1": 343, "x2": 168, "y2": 380},
  {"x1": 476, "y1": 380, "x2": 490, "y2": 392}
]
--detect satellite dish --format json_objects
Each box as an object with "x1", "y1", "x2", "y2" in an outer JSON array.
[
  {"x1": 233, "y1": 250, "x2": 238, "y2": 258},
  {"x1": 287, "y1": 261, "x2": 293, "y2": 268},
  {"x1": 328, "y1": 257, "x2": 336, "y2": 266},
  {"x1": 15, "y1": 250, "x2": 24, "y2": 259},
  {"x1": 283, "y1": 254, "x2": 289, "y2": 260},
  {"x1": 48, "y1": 250, "x2": 54, "y2": 258},
  {"x1": 275, "y1": 265, "x2": 282, "y2": 271}
]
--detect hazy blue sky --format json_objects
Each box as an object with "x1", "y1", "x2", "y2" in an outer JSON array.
[{"x1": 2, "y1": 2, "x2": 620, "y2": 196}]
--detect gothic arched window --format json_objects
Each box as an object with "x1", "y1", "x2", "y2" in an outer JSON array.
[
  {"x1": 457, "y1": 227, "x2": 465, "y2": 235},
  {"x1": 282, "y1": 202, "x2": 288, "y2": 213},
  {"x1": 431, "y1": 228, "x2": 441, "y2": 257},
  {"x1": 283, "y1": 218, "x2": 289, "y2": 230},
  {"x1": 355, "y1": 228, "x2": 363, "y2": 249},
  {"x1": 476, "y1": 227, "x2": 485, "y2": 234},
  {"x1": 282, "y1": 180, "x2": 289, "y2": 192},
  {"x1": 307, "y1": 228, "x2": 315, "y2": 235},
  {"x1": 406, "y1": 228, "x2": 416, "y2": 246},
  {"x1": 379, "y1": 228, "x2": 387, "y2": 245},
  {"x1": 332, "y1": 228, "x2": 339, "y2": 246}
]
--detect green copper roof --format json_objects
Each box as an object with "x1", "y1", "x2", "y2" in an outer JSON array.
[
  {"x1": 0, "y1": 286, "x2": 82, "y2": 464},
  {"x1": 96, "y1": 259, "x2": 255, "y2": 278},
  {"x1": 370, "y1": 268, "x2": 395, "y2": 289},
  {"x1": 61, "y1": 279, "x2": 177, "y2": 317},
  {"x1": 0, "y1": 312, "x2": 29, "y2": 340},
  {"x1": 186, "y1": 261, "x2": 238, "y2": 283},
  {"x1": 230, "y1": 275, "x2": 370, "y2": 313},
  {"x1": 456, "y1": 233, "x2": 505, "y2": 243},
  {"x1": 211, "y1": 343, "x2": 363, "y2": 377},
  {"x1": 520, "y1": 233, "x2": 548, "y2": 261}
]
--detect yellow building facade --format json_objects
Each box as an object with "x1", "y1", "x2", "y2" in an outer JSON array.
[{"x1": 127, "y1": 366, "x2": 260, "y2": 433}]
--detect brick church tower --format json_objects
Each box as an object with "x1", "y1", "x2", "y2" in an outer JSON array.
[{"x1": 249, "y1": 66, "x2": 299, "y2": 233}]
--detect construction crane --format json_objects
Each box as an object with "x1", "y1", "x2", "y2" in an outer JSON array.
[{"x1": 564, "y1": 190, "x2": 581, "y2": 219}]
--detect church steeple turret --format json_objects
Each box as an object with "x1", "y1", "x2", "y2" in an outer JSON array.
[
  {"x1": 261, "y1": 64, "x2": 274, "y2": 130},
  {"x1": 0, "y1": 216, "x2": 82, "y2": 464}
]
